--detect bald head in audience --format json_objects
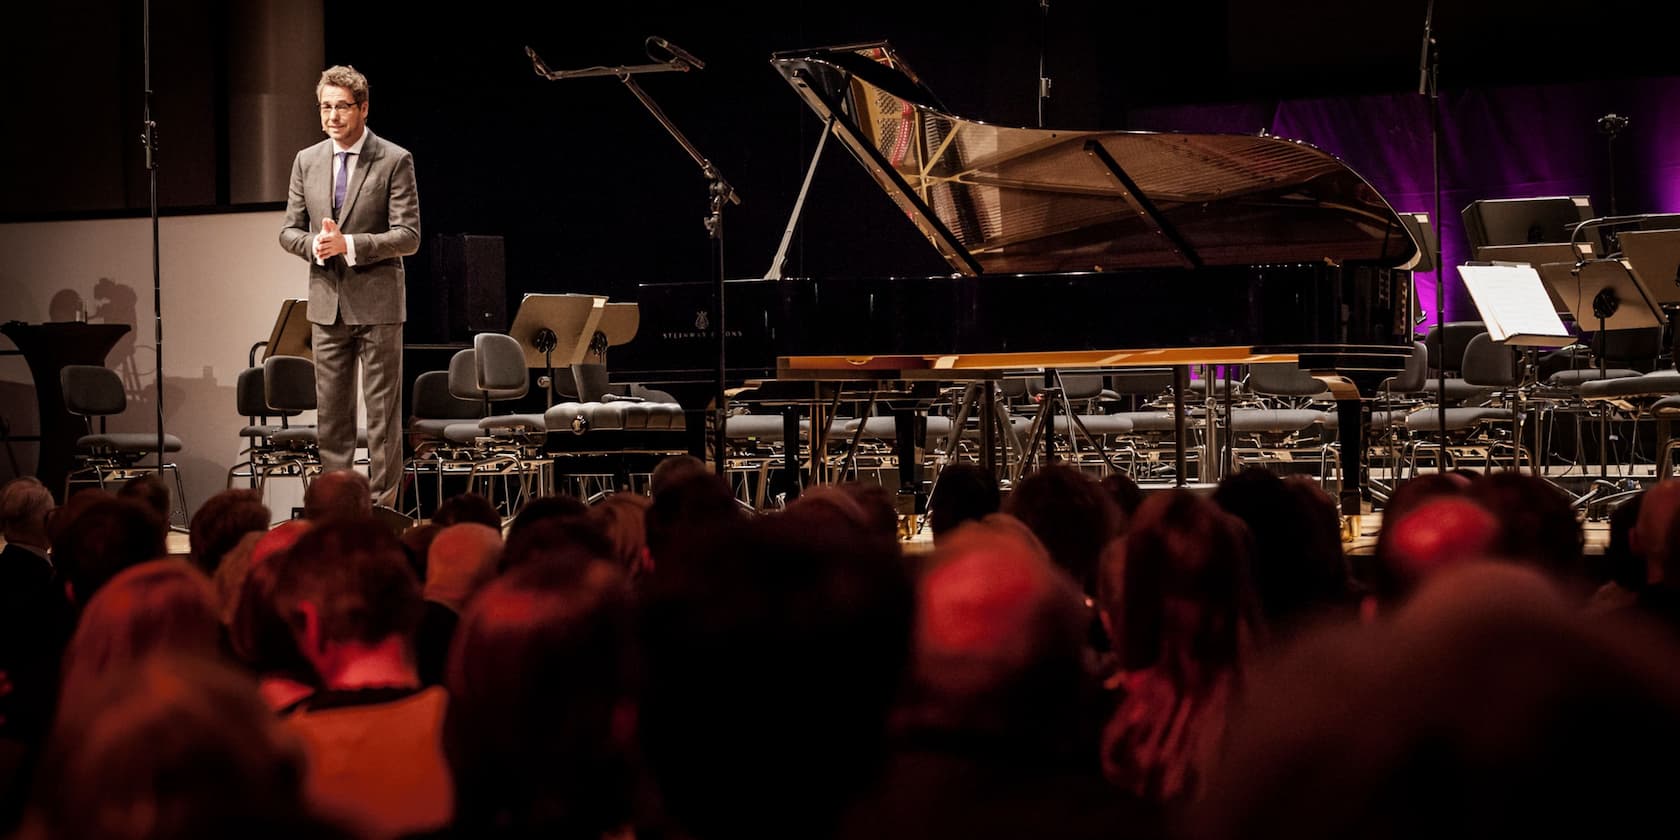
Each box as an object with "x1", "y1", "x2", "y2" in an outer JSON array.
[
  {"x1": 1370, "y1": 495, "x2": 1499, "y2": 612},
  {"x1": 425, "y1": 523, "x2": 502, "y2": 611},
  {"x1": 303, "y1": 469, "x2": 372, "y2": 522},
  {"x1": 911, "y1": 513, "x2": 1090, "y2": 741}
]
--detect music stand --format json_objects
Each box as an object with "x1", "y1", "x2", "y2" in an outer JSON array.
[
  {"x1": 508, "y1": 293, "x2": 606, "y2": 407},
  {"x1": 1398, "y1": 211, "x2": 1437, "y2": 273},
  {"x1": 263, "y1": 299, "x2": 312, "y2": 360},
  {"x1": 1462, "y1": 195, "x2": 1594, "y2": 251},
  {"x1": 1618, "y1": 229, "x2": 1680, "y2": 307},
  {"x1": 1476, "y1": 243, "x2": 1595, "y2": 314},
  {"x1": 570, "y1": 302, "x2": 641, "y2": 402}
]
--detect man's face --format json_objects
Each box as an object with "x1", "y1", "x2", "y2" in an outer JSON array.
[{"x1": 319, "y1": 84, "x2": 367, "y2": 146}]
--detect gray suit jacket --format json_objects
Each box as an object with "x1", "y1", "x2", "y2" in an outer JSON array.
[{"x1": 279, "y1": 129, "x2": 421, "y2": 325}]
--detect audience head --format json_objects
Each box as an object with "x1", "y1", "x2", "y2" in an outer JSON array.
[
  {"x1": 117, "y1": 473, "x2": 172, "y2": 529},
  {"x1": 59, "y1": 559, "x2": 223, "y2": 707},
  {"x1": 399, "y1": 520, "x2": 442, "y2": 581},
  {"x1": 272, "y1": 518, "x2": 422, "y2": 683},
  {"x1": 0, "y1": 475, "x2": 55, "y2": 547},
  {"x1": 649, "y1": 453, "x2": 709, "y2": 497},
  {"x1": 500, "y1": 511, "x2": 613, "y2": 575},
  {"x1": 1632, "y1": 479, "x2": 1680, "y2": 586},
  {"x1": 229, "y1": 542, "x2": 320, "y2": 696},
  {"x1": 644, "y1": 471, "x2": 743, "y2": 573},
  {"x1": 910, "y1": 513, "x2": 1091, "y2": 746},
  {"x1": 424, "y1": 523, "x2": 502, "y2": 611},
  {"x1": 1098, "y1": 471, "x2": 1145, "y2": 521},
  {"x1": 505, "y1": 492, "x2": 589, "y2": 544},
  {"x1": 927, "y1": 463, "x2": 1001, "y2": 540},
  {"x1": 302, "y1": 469, "x2": 372, "y2": 522},
  {"x1": 1465, "y1": 471, "x2": 1587, "y2": 594},
  {"x1": 187, "y1": 488, "x2": 271, "y2": 575},
  {"x1": 639, "y1": 508, "x2": 913, "y2": 839},
  {"x1": 1118, "y1": 490, "x2": 1261, "y2": 673},
  {"x1": 1003, "y1": 463, "x2": 1122, "y2": 596},
  {"x1": 1371, "y1": 496, "x2": 1500, "y2": 609},
  {"x1": 1194, "y1": 561, "x2": 1680, "y2": 839},
  {"x1": 836, "y1": 480, "x2": 901, "y2": 542},
  {"x1": 1603, "y1": 492, "x2": 1645, "y2": 591},
  {"x1": 250, "y1": 518, "x2": 311, "y2": 569},
  {"x1": 431, "y1": 491, "x2": 502, "y2": 530},
  {"x1": 1213, "y1": 469, "x2": 1351, "y2": 632},
  {"x1": 51, "y1": 496, "x2": 169, "y2": 606},
  {"x1": 24, "y1": 654, "x2": 347, "y2": 840},
  {"x1": 586, "y1": 492, "x2": 653, "y2": 580},
  {"x1": 446, "y1": 558, "x2": 639, "y2": 838}
]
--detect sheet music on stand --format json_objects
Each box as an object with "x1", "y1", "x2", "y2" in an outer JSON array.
[{"x1": 1459, "y1": 264, "x2": 1574, "y2": 347}]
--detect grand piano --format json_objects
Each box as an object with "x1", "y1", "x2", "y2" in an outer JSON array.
[{"x1": 610, "y1": 42, "x2": 1420, "y2": 511}]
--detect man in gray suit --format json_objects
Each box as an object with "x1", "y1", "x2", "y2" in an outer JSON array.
[{"x1": 280, "y1": 65, "x2": 420, "y2": 509}]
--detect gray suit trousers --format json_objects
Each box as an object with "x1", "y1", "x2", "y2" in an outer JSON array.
[{"x1": 313, "y1": 321, "x2": 404, "y2": 507}]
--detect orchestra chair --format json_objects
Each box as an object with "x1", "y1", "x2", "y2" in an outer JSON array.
[
  {"x1": 443, "y1": 332, "x2": 551, "y2": 518},
  {"x1": 60, "y1": 363, "x2": 187, "y2": 527},
  {"x1": 225, "y1": 364, "x2": 305, "y2": 491},
  {"x1": 1651, "y1": 394, "x2": 1680, "y2": 478},
  {"x1": 1401, "y1": 332, "x2": 1525, "y2": 475},
  {"x1": 1022, "y1": 373, "x2": 1132, "y2": 477},
  {"x1": 1539, "y1": 327, "x2": 1661, "y2": 482},
  {"x1": 400, "y1": 366, "x2": 486, "y2": 518},
  {"x1": 1102, "y1": 368, "x2": 1191, "y2": 480},
  {"x1": 1361, "y1": 340, "x2": 1430, "y2": 501},
  {"x1": 260, "y1": 354, "x2": 370, "y2": 498},
  {"x1": 1227, "y1": 362, "x2": 1335, "y2": 488}
]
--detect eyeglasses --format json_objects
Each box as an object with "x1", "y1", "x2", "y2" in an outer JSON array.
[{"x1": 319, "y1": 102, "x2": 362, "y2": 115}]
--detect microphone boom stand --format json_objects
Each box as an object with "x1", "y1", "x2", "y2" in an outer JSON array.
[
  {"x1": 1421, "y1": 0, "x2": 1448, "y2": 453},
  {"x1": 143, "y1": 0, "x2": 170, "y2": 521},
  {"x1": 527, "y1": 45, "x2": 740, "y2": 478}
]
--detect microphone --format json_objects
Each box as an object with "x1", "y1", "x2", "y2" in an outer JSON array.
[
  {"x1": 524, "y1": 45, "x2": 553, "y2": 78},
  {"x1": 650, "y1": 36, "x2": 706, "y2": 70},
  {"x1": 1598, "y1": 113, "x2": 1630, "y2": 135}
]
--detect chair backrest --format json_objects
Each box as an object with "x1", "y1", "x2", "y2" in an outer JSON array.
[
  {"x1": 1461, "y1": 333, "x2": 1519, "y2": 388},
  {"x1": 1026, "y1": 373, "x2": 1107, "y2": 401},
  {"x1": 1107, "y1": 368, "x2": 1175, "y2": 396},
  {"x1": 61, "y1": 365, "x2": 125, "y2": 417},
  {"x1": 1424, "y1": 321, "x2": 1486, "y2": 375},
  {"x1": 570, "y1": 362, "x2": 610, "y2": 403},
  {"x1": 473, "y1": 332, "x2": 528, "y2": 400},
  {"x1": 1248, "y1": 362, "x2": 1328, "y2": 397},
  {"x1": 262, "y1": 355, "x2": 318, "y2": 412},
  {"x1": 412, "y1": 369, "x2": 483, "y2": 420},
  {"x1": 1594, "y1": 326, "x2": 1664, "y2": 368},
  {"x1": 1385, "y1": 341, "x2": 1430, "y2": 393},
  {"x1": 236, "y1": 366, "x2": 304, "y2": 420},
  {"x1": 447, "y1": 349, "x2": 479, "y2": 402}
]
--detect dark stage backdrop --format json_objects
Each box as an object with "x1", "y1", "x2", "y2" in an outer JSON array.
[{"x1": 7, "y1": 0, "x2": 1679, "y2": 337}]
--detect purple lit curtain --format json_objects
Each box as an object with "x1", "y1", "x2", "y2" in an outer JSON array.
[{"x1": 1129, "y1": 77, "x2": 1680, "y2": 331}]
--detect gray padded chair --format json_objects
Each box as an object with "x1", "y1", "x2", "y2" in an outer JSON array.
[
  {"x1": 442, "y1": 333, "x2": 550, "y2": 516},
  {"x1": 1403, "y1": 332, "x2": 1523, "y2": 474},
  {"x1": 226, "y1": 364, "x2": 305, "y2": 490},
  {"x1": 60, "y1": 364, "x2": 187, "y2": 525}
]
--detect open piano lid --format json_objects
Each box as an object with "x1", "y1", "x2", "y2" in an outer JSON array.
[{"x1": 771, "y1": 42, "x2": 1418, "y2": 275}]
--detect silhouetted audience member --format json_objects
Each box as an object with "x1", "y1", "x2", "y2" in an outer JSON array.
[
  {"x1": 0, "y1": 478, "x2": 63, "y2": 808},
  {"x1": 649, "y1": 454, "x2": 709, "y2": 497},
  {"x1": 229, "y1": 542, "x2": 320, "y2": 712},
  {"x1": 1103, "y1": 490, "x2": 1260, "y2": 806},
  {"x1": 838, "y1": 480, "x2": 902, "y2": 542},
  {"x1": 1003, "y1": 463, "x2": 1122, "y2": 598},
  {"x1": 1465, "y1": 471, "x2": 1588, "y2": 597},
  {"x1": 417, "y1": 523, "x2": 502, "y2": 687},
  {"x1": 399, "y1": 521, "x2": 442, "y2": 582},
  {"x1": 643, "y1": 471, "x2": 744, "y2": 576},
  {"x1": 1099, "y1": 471, "x2": 1145, "y2": 522},
  {"x1": 1192, "y1": 562, "x2": 1680, "y2": 839},
  {"x1": 927, "y1": 463, "x2": 1000, "y2": 542},
  {"x1": 1213, "y1": 469, "x2": 1353, "y2": 634},
  {"x1": 640, "y1": 510, "x2": 912, "y2": 840},
  {"x1": 841, "y1": 513, "x2": 1159, "y2": 840},
  {"x1": 117, "y1": 473, "x2": 172, "y2": 534},
  {"x1": 588, "y1": 492, "x2": 653, "y2": 581},
  {"x1": 431, "y1": 492, "x2": 502, "y2": 530},
  {"x1": 500, "y1": 512, "x2": 613, "y2": 576},
  {"x1": 302, "y1": 469, "x2": 373, "y2": 522},
  {"x1": 58, "y1": 559, "x2": 223, "y2": 708},
  {"x1": 504, "y1": 493, "x2": 590, "y2": 545},
  {"x1": 19, "y1": 655, "x2": 354, "y2": 840},
  {"x1": 51, "y1": 497, "x2": 167, "y2": 608},
  {"x1": 187, "y1": 488, "x2": 270, "y2": 576},
  {"x1": 445, "y1": 557, "x2": 640, "y2": 839},
  {"x1": 275, "y1": 519, "x2": 451, "y2": 838},
  {"x1": 1369, "y1": 495, "x2": 1499, "y2": 614}
]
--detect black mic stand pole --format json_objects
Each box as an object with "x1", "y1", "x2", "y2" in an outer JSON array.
[
  {"x1": 527, "y1": 43, "x2": 740, "y2": 478},
  {"x1": 142, "y1": 0, "x2": 168, "y2": 511},
  {"x1": 1421, "y1": 0, "x2": 1447, "y2": 448}
]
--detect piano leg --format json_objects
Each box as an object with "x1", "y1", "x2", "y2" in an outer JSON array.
[
  {"x1": 776, "y1": 406, "x2": 802, "y2": 502},
  {"x1": 893, "y1": 406, "x2": 927, "y2": 520},
  {"x1": 1173, "y1": 366, "x2": 1190, "y2": 487},
  {"x1": 1335, "y1": 398, "x2": 1365, "y2": 516}
]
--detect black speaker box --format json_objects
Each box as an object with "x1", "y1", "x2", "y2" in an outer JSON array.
[{"x1": 433, "y1": 234, "x2": 508, "y2": 340}]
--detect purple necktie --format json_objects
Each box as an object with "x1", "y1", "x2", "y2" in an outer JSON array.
[{"x1": 333, "y1": 151, "x2": 350, "y2": 218}]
